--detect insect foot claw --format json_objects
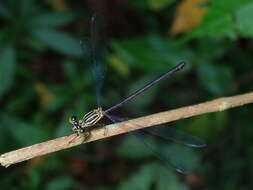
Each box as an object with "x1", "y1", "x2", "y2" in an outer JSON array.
[
  {"x1": 103, "y1": 128, "x2": 108, "y2": 136},
  {"x1": 79, "y1": 131, "x2": 91, "y2": 143}
]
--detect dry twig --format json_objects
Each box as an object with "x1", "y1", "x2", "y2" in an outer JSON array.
[{"x1": 1, "y1": 91, "x2": 253, "y2": 167}]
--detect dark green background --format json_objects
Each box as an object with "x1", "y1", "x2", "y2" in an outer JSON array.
[{"x1": 0, "y1": 0, "x2": 253, "y2": 189}]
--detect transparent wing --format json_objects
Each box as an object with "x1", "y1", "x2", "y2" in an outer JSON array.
[
  {"x1": 105, "y1": 114, "x2": 196, "y2": 173},
  {"x1": 144, "y1": 125, "x2": 206, "y2": 148},
  {"x1": 105, "y1": 114, "x2": 206, "y2": 148},
  {"x1": 90, "y1": 14, "x2": 106, "y2": 107},
  {"x1": 132, "y1": 130, "x2": 187, "y2": 173},
  {"x1": 80, "y1": 14, "x2": 105, "y2": 107}
]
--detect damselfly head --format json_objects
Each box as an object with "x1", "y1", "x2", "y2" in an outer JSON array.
[
  {"x1": 69, "y1": 115, "x2": 78, "y2": 124},
  {"x1": 69, "y1": 115, "x2": 79, "y2": 132}
]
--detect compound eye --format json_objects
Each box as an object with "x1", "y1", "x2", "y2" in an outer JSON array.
[
  {"x1": 71, "y1": 115, "x2": 77, "y2": 121},
  {"x1": 69, "y1": 115, "x2": 78, "y2": 124}
]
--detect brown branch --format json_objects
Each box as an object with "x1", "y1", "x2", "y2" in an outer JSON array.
[{"x1": 1, "y1": 91, "x2": 253, "y2": 167}]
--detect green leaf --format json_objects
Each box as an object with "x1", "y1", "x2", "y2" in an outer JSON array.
[
  {"x1": 148, "y1": 0, "x2": 175, "y2": 11},
  {"x1": 63, "y1": 59, "x2": 79, "y2": 81},
  {"x1": 209, "y1": 0, "x2": 252, "y2": 13},
  {"x1": 116, "y1": 135, "x2": 153, "y2": 159},
  {"x1": 96, "y1": 186, "x2": 112, "y2": 190},
  {"x1": 32, "y1": 28, "x2": 82, "y2": 56},
  {"x1": 2, "y1": 115, "x2": 50, "y2": 146},
  {"x1": 198, "y1": 63, "x2": 234, "y2": 95},
  {"x1": 6, "y1": 86, "x2": 36, "y2": 112},
  {"x1": 56, "y1": 115, "x2": 72, "y2": 137},
  {"x1": 235, "y1": 2, "x2": 253, "y2": 37},
  {"x1": 125, "y1": 74, "x2": 158, "y2": 114},
  {"x1": 156, "y1": 167, "x2": 188, "y2": 190},
  {"x1": 187, "y1": 115, "x2": 211, "y2": 139},
  {"x1": 185, "y1": 10, "x2": 235, "y2": 39},
  {"x1": 108, "y1": 55, "x2": 130, "y2": 77},
  {"x1": 26, "y1": 168, "x2": 41, "y2": 189},
  {"x1": 213, "y1": 112, "x2": 228, "y2": 133},
  {"x1": 46, "y1": 176, "x2": 74, "y2": 190},
  {"x1": 183, "y1": 0, "x2": 253, "y2": 39},
  {"x1": 19, "y1": 0, "x2": 38, "y2": 18},
  {"x1": 118, "y1": 163, "x2": 188, "y2": 190},
  {"x1": 118, "y1": 163, "x2": 158, "y2": 190},
  {"x1": 32, "y1": 12, "x2": 76, "y2": 28},
  {"x1": 0, "y1": 3, "x2": 13, "y2": 20},
  {"x1": 112, "y1": 35, "x2": 193, "y2": 72},
  {"x1": 0, "y1": 45, "x2": 16, "y2": 100}
]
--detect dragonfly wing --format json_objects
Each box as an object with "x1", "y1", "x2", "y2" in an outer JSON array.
[
  {"x1": 80, "y1": 14, "x2": 106, "y2": 107},
  {"x1": 106, "y1": 114, "x2": 187, "y2": 173},
  {"x1": 144, "y1": 125, "x2": 206, "y2": 148},
  {"x1": 132, "y1": 130, "x2": 187, "y2": 174},
  {"x1": 90, "y1": 14, "x2": 106, "y2": 107},
  {"x1": 106, "y1": 114, "x2": 206, "y2": 148}
]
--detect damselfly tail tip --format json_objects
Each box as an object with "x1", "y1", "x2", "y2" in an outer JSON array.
[
  {"x1": 178, "y1": 61, "x2": 187, "y2": 70},
  {"x1": 176, "y1": 167, "x2": 188, "y2": 174},
  {"x1": 91, "y1": 14, "x2": 98, "y2": 23},
  {"x1": 79, "y1": 40, "x2": 83, "y2": 45},
  {"x1": 191, "y1": 143, "x2": 207, "y2": 148}
]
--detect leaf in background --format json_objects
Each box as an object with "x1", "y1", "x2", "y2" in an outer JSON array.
[
  {"x1": 187, "y1": 114, "x2": 210, "y2": 139},
  {"x1": 25, "y1": 168, "x2": 41, "y2": 189},
  {"x1": 214, "y1": 111, "x2": 228, "y2": 133},
  {"x1": 45, "y1": 176, "x2": 74, "y2": 190},
  {"x1": 111, "y1": 35, "x2": 193, "y2": 72},
  {"x1": 35, "y1": 82, "x2": 54, "y2": 108},
  {"x1": 63, "y1": 59, "x2": 79, "y2": 82},
  {"x1": 118, "y1": 163, "x2": 187, "y2": 190},
  {"x1": 182, "y1": 0, "x2": 253, "y2": 40},
  {"x1": 116, "y1": 135, "x2": 154, "y2": 159},
  {"x1": 198, "y1": 63, "x2": 234, "y2": 96},
  {"x1": 170, "y1": 0, "x2": 208, "y2": 35},
  {"x1": 108, "y1": 54, "x2": 130, "y2": 78},
  {"x1": 6, "y1": 86, "x2": 36, "y2": 112},
  {"x1": 0, "y1": 45, "x2": 16, "y2": 100},
  {"x1": 125, "y1": 74, "x2": 158, "y2": 114},
  {"x1": 156, "y1": 165, "x2": 188, "y2": 190},
  {"x1": 32, "y1": 12, "x2": 76, "y2": 28},
  {"x1": 0, "y1": 3, "x2": 13, "y2": 21},
  {"x1": 2, "y1": 115, "x2": 50, "y2": 146},
  {"x1": 235, "y1": 2, "x2": 253, "y2": 37},
  {"x1": 148, "y1": 0, "x2": 176, "y2": 11},
  {"x1": 18, "y1": 0, "x2": 38, "y2": 19},
  {"x1": 55, "y1": 118, "x2": 71, "y2": 137},
  {"x1": 32, "y1": 28, "x2": 82, "y2": 56},
  {"x1": 118, "y1": 163, "x2": 158, "y2": 190},
  {"x1": 50, "y1": 0, "x2": 68, "y2": 11}
]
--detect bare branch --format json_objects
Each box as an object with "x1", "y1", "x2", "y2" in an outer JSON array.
[{"x1": 1, "y1": 91, "x2": 253, "y2": 167}]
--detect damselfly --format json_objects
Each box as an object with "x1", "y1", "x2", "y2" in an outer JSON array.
[{"x1": 69, "y1": 14, "x2": 206, "y2": 173}]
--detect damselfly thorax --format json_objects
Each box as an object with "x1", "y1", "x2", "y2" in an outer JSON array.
[
  {"x1": 81, "y1": 107, "x2": 104, "y2": 127},
  {"x1": 69, "y1": 107, "x2": 104, "y2": 135}
]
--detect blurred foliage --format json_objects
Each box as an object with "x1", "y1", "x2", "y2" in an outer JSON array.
[{"x1": 0, "y1": 0, "x2": 253, "y2": 189}]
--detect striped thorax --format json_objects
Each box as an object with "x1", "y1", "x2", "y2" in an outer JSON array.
[{"x1": 80, "y1": 107, "x2": 104, "y2": 128}]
